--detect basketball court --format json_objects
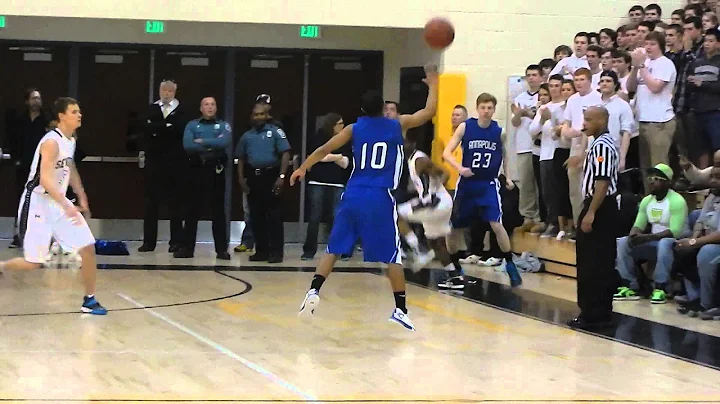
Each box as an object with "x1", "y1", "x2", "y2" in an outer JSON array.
[{"x1": 0, "y1": 242, "x2": 719, "y2": 404}]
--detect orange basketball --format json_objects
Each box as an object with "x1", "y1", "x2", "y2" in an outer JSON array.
[{"x1": 423, "y1": 17, "x2": 455, "y2": 49}]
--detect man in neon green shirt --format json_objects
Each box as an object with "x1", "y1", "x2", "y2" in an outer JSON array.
[{"x1": 614, "y1": 164, "x2": 689, "y2": 304}]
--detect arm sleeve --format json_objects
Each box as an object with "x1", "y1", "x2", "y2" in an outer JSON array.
[
  {"x1": 202, "y1": 122, "x2": 232, "y2": 149},
  {"x1": 668, "y1": 193, "x2": 689, "y2": 238},
  {"x1": 182, "y1": 121, "x2": 203, "y2": 153},
  {"x1": 591, "y1": 143, "x2": 612, "y2": 179},
  {"x1": 234, "y1": 134, "x2": 247, "y2": 158},
  {"x1": 528, "y1": 113, "x2": 543, "y2": 136},
  {"x1": 273, "y1": 127, "x2": 291, "y2": 153},
  {"x1": 633, "y1": 195, "x2": 651, "y2": 230},
  {"x1": 619, "y1": 102, "x2": 635, "y2": 134},
  {"x1": 653, "y1": 59, "x2": 675, "y2": 83}
]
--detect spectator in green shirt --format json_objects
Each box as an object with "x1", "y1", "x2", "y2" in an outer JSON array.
[{"x1": 614, "y1": 164, "x2": 689, "y2": 304}]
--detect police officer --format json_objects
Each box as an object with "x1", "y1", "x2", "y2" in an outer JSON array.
[
  {"x1": 568, "y1": 106, "x2": 620, "y2": 330},
  {"x1": 178, "y1": 97, "x2": 232, "y2": 260},
  {"x1": 236, "y1": 101, "x2": 291, "y2": 263},
  {"x1": 138, "y1": 79, "x2": 189, "y2": 253}
]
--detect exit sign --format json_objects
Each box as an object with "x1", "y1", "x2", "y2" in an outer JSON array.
[
  {"x1": 145, "y1": 20, "x2": 164, "y2": 34},
  {"x1": 0, "y1": 16, "x2": 6, "y2": 29},
  {"x1": 299, "y1": 25, "x2": 320, "y2": 38}
]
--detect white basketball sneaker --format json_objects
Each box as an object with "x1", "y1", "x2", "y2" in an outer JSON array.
[
  {"x1": 389, "y1": 308, "x2": 416, "y2": 331},
  {"x1": 298, "y1": 289, "x2": 320, "y2": 317},
  {"x1": 410, "y1": 250, "x2": 436, "y2": 272}
]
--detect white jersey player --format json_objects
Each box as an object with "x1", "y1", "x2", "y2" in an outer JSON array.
[
  {"x1": 396, "y1": 139, "x2": 465, "y2": 289},
  {"x1": 0, "y1": 97, "x2": 107, "y2": 315}
]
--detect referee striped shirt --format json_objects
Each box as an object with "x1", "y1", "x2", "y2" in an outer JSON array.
[{"x1": 582, "y1": 133, "x2": 618, "y2": 199}]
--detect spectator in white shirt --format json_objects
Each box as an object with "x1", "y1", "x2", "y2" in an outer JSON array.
[
  {"x1": 512, "y1": 64, "x2": 544, "y2": 233},
  {"x1": 554, "y1": 45, "x2": 572, "y2": 62},
  {"x1": 561, "y1": 68, "x2": 603, "y2": 230},
  {"x1": 529, "y1": 77, "x2": 566, "y2": 238},
  {"x1": 512, "y1": 65, "x2": 544, "y2": 231},
  {"x1": 598, "y1": 71, "x2": 635, "y2": 171},
  {"x1": 599, "y1": 28, "x2": 618, "y2": 49},
  {"x1": 587, "y1": 45, "x2": 604, "y2": 89},
  {"x1": 612, "y1": 49, "x2": 633, "y2": 94},
  {"x1": 550, "y1": 32, "x2": 590, "y2": 79},
  {"x1": 627, "y1": 31, "x2": 677, "y2": 187}
]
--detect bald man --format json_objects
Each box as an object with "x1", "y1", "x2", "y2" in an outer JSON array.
[{"x1": 569, "y1": 106, "x2": 621, "y2": 330}]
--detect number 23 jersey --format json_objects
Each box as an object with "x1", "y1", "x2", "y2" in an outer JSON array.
[{"x1": 460, "y1": 118, "x2": 503, "y2": 182}]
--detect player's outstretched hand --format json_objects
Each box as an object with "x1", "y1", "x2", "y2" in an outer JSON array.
[
  {"x1": 290, "y1": 167, "x2": 306, "y2": 186},
  {"x1": 422, "y1": 64, "x2": 439, "y2": 86}
]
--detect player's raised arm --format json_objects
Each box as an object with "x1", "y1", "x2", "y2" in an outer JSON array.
[
  {"x1": 39, "y1": 140, "x2": 72, "y2": 209},
  {"x1": 442, "y1": 122, "x2": 468, "y2": 175},
  {"x1": 291, "y1": 124, "x2": 353, "y2": 185},
  {"x1": 399, "y1": 65, "x2": 439, "y2": 132}
]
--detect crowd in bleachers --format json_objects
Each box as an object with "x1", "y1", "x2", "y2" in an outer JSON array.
[{"x1": 512, "y1": 0, "x2": 720, "y2": 320}]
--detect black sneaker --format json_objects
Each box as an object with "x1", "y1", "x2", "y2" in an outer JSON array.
[
  {"x1": 678, "y1": 299, "x2": 705, "y2": 317},
  {"x1": 438, "y1": 276, "x2": 465, "y2": 290}
]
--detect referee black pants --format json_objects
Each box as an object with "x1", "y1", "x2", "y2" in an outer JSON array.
[
  {"x1": 246, "y1": 166, "x2": 284, "y2": 258},
  {"x1": 184, "y1": 159, "x2": 228, "y2": 253},
  {"x1": 576, "y1": 195, "x2": 620, "y2": 321}
]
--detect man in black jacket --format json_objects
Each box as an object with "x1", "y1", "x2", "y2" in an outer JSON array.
[
  {"x1": 138, "y1": 79, "x2": 190, "y2": 254},
  {"x1": 5, "y1": 88, "x2": 49, "y2": 248}
]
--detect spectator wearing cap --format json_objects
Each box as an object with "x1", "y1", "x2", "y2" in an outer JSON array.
[
  {"x1": 235, "y1": 101, "x2": 291, "y2": 263},
  {"x1": 614, "y1": 164, "x2": 688, "y2": 304}
]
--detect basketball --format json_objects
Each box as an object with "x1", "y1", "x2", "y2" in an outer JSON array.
[{"x1": 423, "y1": 17, "x2": 455, "y2": 49}]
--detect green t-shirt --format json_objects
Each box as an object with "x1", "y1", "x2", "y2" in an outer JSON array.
[{"x1": 633, "y1": 189, "x2": 688, "y2": 238}]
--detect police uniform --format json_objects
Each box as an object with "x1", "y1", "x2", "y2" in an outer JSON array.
[
  {"x1": 571, "y1": 132, "x2": 620, "y2": 329},
  {"x1": 236, "y1": 123, "x2": 291, "y2": 261},
  {"x1": 139, "y1": 99, "x2": 189, "y2": 252},
  {"x1": 18, "y1": 129, "x2": 95, "y2": 264},
  {"x1": 180, "y1": 117, "x2": 232, "y2": 258}
]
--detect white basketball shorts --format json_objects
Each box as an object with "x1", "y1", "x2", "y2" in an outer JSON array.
[
  {"x1": 18, "y1": 191, "x2": 95, "y2": 264},
  {"x1": 397, "y1": 191, "x2": 453, "y2": 239}
]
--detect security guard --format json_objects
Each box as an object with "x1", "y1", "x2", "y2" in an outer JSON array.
[
  {"x1": 569, "y1": 106, "x2": 620, "y2": 330},
  {"x1": 236, "y1": 101, "x2": 291, "y2": 263},
  {"x1": 178, "y1": 97, "x2": 232, "y2": 260}
]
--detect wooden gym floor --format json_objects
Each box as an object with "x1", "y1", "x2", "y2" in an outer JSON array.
[{"x1": 0, "y1": 241, "x2": 719, "y2": 404}]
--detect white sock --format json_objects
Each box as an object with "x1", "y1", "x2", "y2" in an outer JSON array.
[
  {"x1": 443, "y1": 264, "x2": 454, "y2": 271},
  {"x1": 405, "y1": 233, "x2": 420, "y2": 253}
]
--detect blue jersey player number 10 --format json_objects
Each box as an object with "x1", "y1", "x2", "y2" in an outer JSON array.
[{"x1": 289, "y1": 65, "x2": 440, "y2": 331}]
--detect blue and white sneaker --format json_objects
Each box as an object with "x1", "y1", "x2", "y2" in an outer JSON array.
[
  {"x1": 505, "y1": 259, "x2": 523, "y2": 287},
  {"x1": 298, "y1": 289, "x2": 320, "y2": 316},
  {"x1": 389, "y1": 308, "x2": 415, "y2": 331},
  {"x1": 81, "y1": 295, "x2": 107, "y2": 315}
]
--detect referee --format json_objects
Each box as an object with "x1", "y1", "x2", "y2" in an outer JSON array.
[{"x1": 568, "y1": 106, "x2": 619, "y2": 331}]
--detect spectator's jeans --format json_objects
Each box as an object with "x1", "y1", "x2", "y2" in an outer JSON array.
[
  {"x1": 616, "y1": 236, "x2": 676, "y2": 289},
  {"x1": 517, "y1": 152, "x2": 539, "y2": 222},
  {"x1": 682, "y1": 244, "x2": 720, "y2": 309},
  {"x1": 241, "y1": 193, "x2": 254, "y2": 248},
  {"x1": 695, "y1": 111, "x2": 720, "y2": 152},
  {"x1": 303, "y1": 184, "x2": 344, "y2": 256}
]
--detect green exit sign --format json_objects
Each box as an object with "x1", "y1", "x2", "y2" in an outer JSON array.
[
  {"x1": 145, "y1": 20, "x2": 164, "y2": 34},
  {"x1": 299, "y1": 25, "x2": 321, "y2": 38},
  {"x1": 0, "y1": 16, "x2": 6, "y2": 29}
]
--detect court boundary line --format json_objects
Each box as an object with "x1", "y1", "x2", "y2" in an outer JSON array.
[
  {"x1": 116, "y1": 292, "x2": 318, "y2": 402},
  {"x1": 0, "y1": 270, "x2": 251, "y2": 317},
  {"x1": 0, "y1": 399, "x2": 719, "y2": 403}
]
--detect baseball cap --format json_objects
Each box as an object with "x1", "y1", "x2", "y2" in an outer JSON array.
[
  {"x1": 647, "y1": 163, "x2": 673, "y2": 180},
  {"x1": 256, "y1": 94, "x2": 271, "y2": 104}
]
